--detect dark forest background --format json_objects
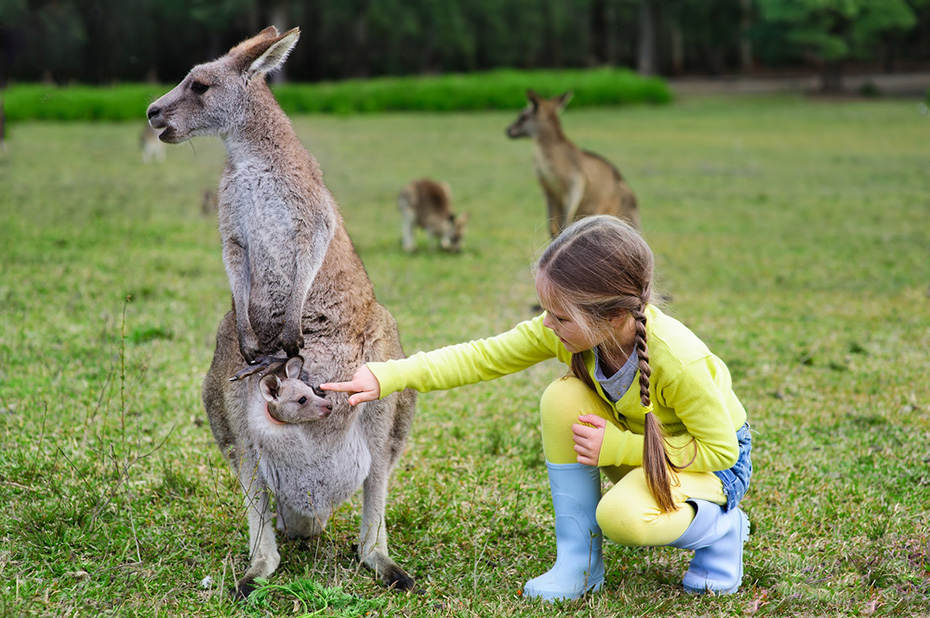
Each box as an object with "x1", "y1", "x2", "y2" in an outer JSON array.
[{"x1": 1, "y1": 0, "x2": 929, "y2": 91}]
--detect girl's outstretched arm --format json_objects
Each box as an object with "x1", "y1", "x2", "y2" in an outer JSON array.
[{"x1": 321, "y1": 365, "x2": 381, "y2": 406}]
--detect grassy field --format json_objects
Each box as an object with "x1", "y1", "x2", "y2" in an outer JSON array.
[{"x1": 0, "y1": 95, "x2": 928, "y2": 617}]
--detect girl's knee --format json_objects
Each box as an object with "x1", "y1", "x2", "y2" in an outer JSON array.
[
  {"x1": 596, "y1": 469, "x2": 695, "y2": 547},
  {"x1": 596, "y1": 494, "x2": 653, "y2": 547},
  {"x1": 540, "y1": 377, "x2": 612, "y2": 464},
  {"x1": 540, "y1": 376, "x2": 610, "y2": 426}
]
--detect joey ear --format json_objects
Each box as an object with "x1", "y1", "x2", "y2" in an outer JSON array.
[
  {"x1": 441, "y1": 181, "x2": 452, "y2": 199},
  {"x1": 457, "y1": 212, "x2": 471, "y2": 225},
  {"x1": 260, "y1": 374, "x2": 281, "y2": 402},
  {"x1": 245, "y1": 27, "x2": 301, "y2": 77},
  {"x1": 284, "y1": 356, "x2": 304, "y2": 379}
]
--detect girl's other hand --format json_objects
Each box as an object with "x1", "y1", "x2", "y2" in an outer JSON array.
[
  {"x1": 320, "y1": 365, "x2": 381, "y2": 406},
  {"x1": 572, "y1": 414, "x2": 607, "y2": 466}
]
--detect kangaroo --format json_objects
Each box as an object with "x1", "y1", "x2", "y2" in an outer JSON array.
[
  {"x1": 146, "y1": 27, "x2": 417, "y2": 598},
  {"x1": 200, "y1": 188, "x2": 219, "y2": 217},
  {"x1": 140, "y1": 123, "x2": 166, "y2": 163},
  {"x1": 506, "y1": 89, "x2": 640, "y2": 237},
  {"x1": 397, "y1": 178, "x2": 470, "y2": 253},
  {"x1": 255, "y1": 356, "x2": 333, "y2": 424}
]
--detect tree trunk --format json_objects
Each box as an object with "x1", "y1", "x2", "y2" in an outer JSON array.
[
  {"x1": 820, "y1": 60, "x2": 845, "y2": 93},
  {"x1": 638, "y1": 0, "x2": 657, "y2": 75},
  {"x1": 739, "y1": 0, "x2": 753, "y2": 71}
]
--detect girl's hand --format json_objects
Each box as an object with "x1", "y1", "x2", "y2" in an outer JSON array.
[
  {"x1": 320, "y1": 366, "x2": 381, "y2": 406},
  {"x1": 572, "y1": 414, "x2": 607, "y2": 466}
]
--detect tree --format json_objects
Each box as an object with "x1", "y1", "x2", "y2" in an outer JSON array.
[{"x1": 757, "y1": 0, "x2": 917, "y2": 92}]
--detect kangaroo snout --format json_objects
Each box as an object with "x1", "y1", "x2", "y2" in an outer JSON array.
[{"x1": 146, "y1": 104, "x2": 166, "y2": 129}]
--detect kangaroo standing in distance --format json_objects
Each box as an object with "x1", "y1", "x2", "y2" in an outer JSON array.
[
  {"x1": 140, "y1": 123, "x2": 166, "y2": 163},
  {"x1": 146, "y1": 27, "x2": 417, "y2": 598},
  {"x1": 397, "y1": 178, "x2": 470, "y2": 253},
  {"x1": 506, "y1": 90, "x2": 640, "y2": 237}
]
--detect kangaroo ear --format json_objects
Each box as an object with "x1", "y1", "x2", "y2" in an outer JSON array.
[
  {"x1": 441, "y1": 181, "x2": 452, "y2": 199},
  {"x1": 555, "y1": 91, "x2": 573, "y2": 111},
  {"x1": 260, "y1": 374, "x2": 281, "y2": 402},
  {"x1": 240, "y1": 27, "x2": 301, "y2": 77},
  {"x1": 526, "y1": 89, "x2": 541, "y2": 110},
  {"x1": 284, "y1": 356, "x2": 304, "y2": 379},
  {"x1": 457, "y1": 212, "x2": 471, "y2": 225}
]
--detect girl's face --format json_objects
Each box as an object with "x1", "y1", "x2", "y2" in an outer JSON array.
[
  {"x1": 536, "y1": 271, "x2": 635, "y2": 356},
  {"x1": 536, "y1": 272, "x2": 601, "y2": 354}
]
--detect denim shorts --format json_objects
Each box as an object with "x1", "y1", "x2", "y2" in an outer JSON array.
[{"x1": 713, "y1": 422, "x2": 752, "y2": 511}]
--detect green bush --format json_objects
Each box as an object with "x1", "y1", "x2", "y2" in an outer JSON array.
[
  {"x1": 3, "y1": 83, "x2": 166, "y2": 122},
  {"x1": 4, "y1": 69, "x2": 670, "y2": 122}
]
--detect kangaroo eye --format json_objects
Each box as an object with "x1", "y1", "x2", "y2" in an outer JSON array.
[
  {"x1": 298, "y1": 396, "x2": 307, "y2": 405},
  {"x1": 191, "y1": 81, "x2": 209, "y2": 95}
]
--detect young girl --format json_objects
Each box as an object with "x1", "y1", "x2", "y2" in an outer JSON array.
[{"x1": 322, "y1": 215, "x2": 752, "y2": 601}]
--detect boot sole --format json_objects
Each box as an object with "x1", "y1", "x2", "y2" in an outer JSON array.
[{"x1": 523, "y1": 577, "x2": 604, "y2": 602}]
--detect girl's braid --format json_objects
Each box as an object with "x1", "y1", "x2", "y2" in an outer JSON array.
[
  {"x1": 636, "y1": 298, "x2": 682, "y2": 513},
  {"x1": 631, "y1": 303, "x2": 651, "y2": 408}
]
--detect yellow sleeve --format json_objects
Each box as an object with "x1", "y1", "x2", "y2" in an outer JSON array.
[{"x1": 369, "y1": 315, "x2": 567, "y2": 396}]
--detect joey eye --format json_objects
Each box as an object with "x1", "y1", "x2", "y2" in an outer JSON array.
[
  {"x1": 298, "y1": 396, "x2": 307, "y2": 405},
  {"x1": 190, "y1": 81, "x2": 209, "y2": 95}
]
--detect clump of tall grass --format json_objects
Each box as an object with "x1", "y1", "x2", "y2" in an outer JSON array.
[
  {"x1": 272, "y1": 68, "x2": 672, "y2": 114},
  {"x1": 3, "y1": 68, "x2": 670, "y2": 122}
]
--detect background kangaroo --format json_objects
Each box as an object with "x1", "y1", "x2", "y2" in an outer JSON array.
[
  {"x1": 146, "y1": 27, "x2": 417, "y2": 597},
  {"x1": 506, "y1": 89, "x2": 640, "y2": 236},
  {"x1": 139, "y1": 123, "x2": 166, "y2": 163},
  {"x1": 397, "y1": 178, "x2": 470, "y2": 253}
]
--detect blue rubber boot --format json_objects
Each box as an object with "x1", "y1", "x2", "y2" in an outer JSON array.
[
  {"x1": 523, "y1": 462, "x2": 605, "y2": 602},
  {"x1": 669, "y1": 499, "x2": 749, "y2": 595}
]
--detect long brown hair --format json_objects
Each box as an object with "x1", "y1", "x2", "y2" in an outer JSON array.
[{"x1": 536, "y1": 215, "x2": 683, "y2": 513}]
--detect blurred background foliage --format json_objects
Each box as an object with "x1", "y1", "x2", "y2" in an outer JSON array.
[{"x1": 0, "y1": 0, "x2": 928, "y2": 90}]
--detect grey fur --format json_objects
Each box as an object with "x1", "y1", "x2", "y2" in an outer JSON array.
[{"x1": 147, "y1": 26, "x2": 417, "y2": 597}]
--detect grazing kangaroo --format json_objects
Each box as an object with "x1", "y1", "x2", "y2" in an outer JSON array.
[
  {"x1": 506, "y1": 90, "x2": 640, "y2": 237},
  {"x1": 397, "y1": 178, "x2": 470, "y2": 253},
  {"x1": 146, "y1": 27, "x2": 417, "y2": 597}
]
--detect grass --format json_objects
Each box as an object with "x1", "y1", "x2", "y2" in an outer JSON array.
[{"x1": 0, "y1": 94, "x2": 928, "y2": 617}]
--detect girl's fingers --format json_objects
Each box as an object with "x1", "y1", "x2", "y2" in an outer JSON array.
[{"x1": 320, "y1": 380, "x2": 356, "y2": 392}]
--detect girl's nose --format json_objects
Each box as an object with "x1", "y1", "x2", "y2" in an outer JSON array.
[{"x1": 542, "y1": 313, "x2": 555, "y2": 331}]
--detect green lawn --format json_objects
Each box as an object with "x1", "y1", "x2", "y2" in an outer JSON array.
[{"x1": 0, "y1": 95, "x2": 928, "y2": 617}]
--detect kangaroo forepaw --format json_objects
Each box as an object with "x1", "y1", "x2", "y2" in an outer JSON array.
[{"x1": 229, "y1": 355, "x2": 289, "y2": 381}]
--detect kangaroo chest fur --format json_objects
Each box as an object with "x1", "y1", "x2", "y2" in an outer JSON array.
[
  {"x1": 533, "y1": 140, "x2": 581, "y2": 194},
  {"x1": 218, "y1": 138, "x2": 335, "y2": 348}
]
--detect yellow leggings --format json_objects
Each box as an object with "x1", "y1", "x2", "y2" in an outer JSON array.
[{"x1": 540, "y1": 376, "x2": 727, "y2": 547}]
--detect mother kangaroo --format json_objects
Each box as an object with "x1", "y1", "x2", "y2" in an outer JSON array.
[{"x1": 146, "y1": 27, "x2": 416, "y2": 597}]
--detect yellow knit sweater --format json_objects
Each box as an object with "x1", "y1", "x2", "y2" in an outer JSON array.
[{"x1": 369, "y1": 305, "x2": 746, "y2": 472}]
